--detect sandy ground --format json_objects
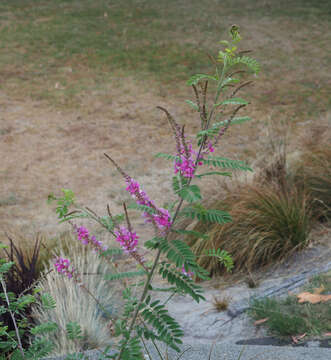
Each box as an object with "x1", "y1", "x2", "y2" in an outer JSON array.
[{"x1": 0, "y1": 78, "x2": 266, "y2": 244}]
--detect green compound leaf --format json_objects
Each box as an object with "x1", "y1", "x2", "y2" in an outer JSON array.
[
  {"x1": 120, "y1": 336, "x2": 144, "y2": 360},
  {"x1": 127, "y1": 202, "x2": 158, "y2": 215},
  {"x1": 30, "y1": 322, "x2": 58, "y2": 335},
  {"x1": 204, "y1": 248, "x2": 234, "y2": 272},
  {"x1": 228, "y1": 55, "x2": 260, "y2": 74},
  {"x1": 100, "y1": 247, "x2": 123, "y2": 257},
  {"x1": 159, "y1": 262, "x2": 205, "y2": 303},
  {"x1": 66, "y1": 322, "x2": 82, "y2": 340},
  {"x1": 140, "y1": 296, "x2": 184, "y2": 351},
  {"x1": 104, "y1": 269, "x2": 146, "y2": 281},
  {"x1": 155, "y1": 152, "x2": 178, "y2": 161},
  {"x1": 16, "y1": 294, "x2": 35, "y2": 310},
  {"x1": 187, "y1": 73, "x2": 217, "y2": 86},
  {"x1": 25, "y1": 337, "x2": 54, "y2": 359},
  {"x1": 185, "y1": 100, "x2": 199, "y2": 111},
  {"x1": 158, "y1": 238, "x2": 196, "y2": 268},
  {"x1": 0, "y1": 261, "x2": 14, "y2": 275},
  {"x1": 145, "y1": 237, "x2": 163, "y2": 250},
  {"x1": 201, "y1": 155, "x2": 253, "y2": 172},
  {"x1": 215, "y1": 97, "x2": 249, "y2": 107},
  {"x1": 41, "y1": 293, "x2": 56, "y2": 310},
  {"x1": 180, "y1": 206, "x2": 232, "y2": 224},
  {"x1": 195, "y1": 171, "x2": 232, "y2": 178},
  {"x1": 99, "y1": 214, "x2": 124, "y2": 231},
  {"x1": 177, "y1": 185, "x2": 202, "y2": 203}
]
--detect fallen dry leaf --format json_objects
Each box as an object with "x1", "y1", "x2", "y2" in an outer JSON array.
[
  {"x1": 313, "y1": 284, "x2": 325, "y2": 295},
  {"x1": 254, "y1": 318, "x2": 269, "y2": 325},
  {"x1": 292, "y1": 333, "x2": 306, "y2": 344},
  {"x1": 297, "y1": 292, "x2": 331, "y2": 304}
]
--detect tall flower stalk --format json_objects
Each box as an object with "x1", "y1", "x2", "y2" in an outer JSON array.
[{"x1": 49, "y1": 26, "x2": 259, "y2": 360}]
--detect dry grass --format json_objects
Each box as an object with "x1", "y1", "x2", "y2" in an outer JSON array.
[
  {"x1": 182, "y1": 111, "x2": 331, "y2": 276},
  {"x1": 0, "y1": 0, "x2": 329, "y2": 260},
  {"x1": 31, "y1": 236, "x2": 116, "y2": 356},
  {"x1": 292, "y1": 124, "x2": 331, "y2": 221},
  {"x1": 212, "y1": 295, "x2": 231, "y2": 312},
  {"x1": 188, "y1": 183, "x2": 312, "y2": 275}
]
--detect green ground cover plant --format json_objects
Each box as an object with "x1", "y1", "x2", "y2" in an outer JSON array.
[
  {"x1": 0, "y1": 27, "x2": 259, "y2": 359},
  {"x1": 248, "y1": 272, "x2": 331, "y2": 339}
]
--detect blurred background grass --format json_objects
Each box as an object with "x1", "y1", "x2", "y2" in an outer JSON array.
[{"x1": 0, "y1": 0, "x2": 330, "y2": 117}]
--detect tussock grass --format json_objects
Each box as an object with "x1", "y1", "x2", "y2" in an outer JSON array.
[
  {"x1": 293, "y1": 125, "x2": 331, "y2": 221},
  {"x1": 182, "y1": 119, "x2": 331, "y2": 276},
  {"x1": 31, "y1": 236, "x2": 116, "y2": 356},
  {"x1": 189, "y1": 183, "x2": 312, "y2": 275},
  {"x1": 212, "y1": 295, "x2": 231, "y2": 312}
]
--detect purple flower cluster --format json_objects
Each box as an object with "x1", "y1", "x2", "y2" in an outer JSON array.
[
  {"x1": 174, "y1": 137, "x2": 215, "y2": 179},
  {"x1": 174, "y1": 142, "x2": 196, "y2": 178},
  {"x1": 115, "y1": 226, "x2": 139, "y2": 253},
  {"x1": 126, "y1": 178, "x2": 172, "y2": 231},
  {"x1": 75, "y1": 225, "x2": 108, "y2": 252},
  {"x1": 54, "y1": 257, "x2": 75, "y2": 279},
  {"x1": 181, "y1": 266, "x2": 194, "y2": 279}
]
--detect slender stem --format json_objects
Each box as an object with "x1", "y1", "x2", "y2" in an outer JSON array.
[
  {"x1": 116, "y1": 123, "x2": 209, "y2": 358},
  {"x1": 140, "y1": 334, "x2": 154, "y2": 360},
  {"x1": 162, "y1": 291, "x2": 176, "y2": 306},
  {"x1": 139, "y1": 317, "x2": 165, "y2": 360},
  {"x1": 0, "y1": 277, "x2": 25, "y2": 358}
]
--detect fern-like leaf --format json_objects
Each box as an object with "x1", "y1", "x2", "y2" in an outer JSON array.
[
  {"x1": 195, "y1": 171, "x2": 232, "y2": 178},
  {"x1": 41, "y1": 293, "x2": 56, "y2": 310},
  {"x1": 159, "y1": 262, "x2": 205, "y2": 302},
  {"x1": 66, "y1": 322, "x2": 82, "y2": 340},
  {"x1": 187, "y1": 73, "x2": 217, "y2": 86},
  {"x1": 201, "y1": 155, "x2": 252, "y2": 172},
  {"x1": 197, "y1": 116, "x2": 251, "y2": 142},
  {"x1": 228, "y1": 55, "x2": 260, "y2": 74},
  {"x1": 25, "y1": 337, "x2": 54, "y2": 359},
  {"x1": 159, "y1": 238, "x2": 196, "y2": 268},
  {"x1": 100, "y1": 247, "x2": 123, "y2": 257},
  {"x1": 215, "y1": 97, "x2": 249, "y2": 107},
  {"x1": 127, "y1": 203, "x2": 158, "y2": 215},
  {"x1": 204, "y1": 249, "x2": 234, "y2": 272},
  {"x1": 30, "y1": 322, "x2": 58, "y2": 335},
  {"x1": 177, "y1": 185, "x2": 202, "y2": 203},
  {"x1": 140, "y1": 296, "x2": 184, "y2": 351},
  {"x1": 155, "y1": 153, "x2": 178, "y2": 161},
  {"x1": 180, "y1": 206, "x2": 232, "y2": 224},
  {"x1": 185, "y1": 100, "x2": 199, "y2": 111}
]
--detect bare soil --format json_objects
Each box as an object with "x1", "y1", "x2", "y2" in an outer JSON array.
[{"x1": 0, "y1": 76, "x2": 269, "y2": 244}]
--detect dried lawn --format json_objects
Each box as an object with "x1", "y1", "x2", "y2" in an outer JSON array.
[{"x1": 0, "y1": 0, "x2": 330, "y2": 248}]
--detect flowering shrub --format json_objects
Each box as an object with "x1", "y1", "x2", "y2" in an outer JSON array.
[
  {"x1": 47, "y1": 26, "x2": 259, "y2": 360},
  {"x1": 1, "y1": 26, "x2": 259, "y2": 359}
]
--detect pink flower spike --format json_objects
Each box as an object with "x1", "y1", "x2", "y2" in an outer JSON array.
[
  {"x1": 76, "y1": 226, "x2": 89, "y2": 245},
  {"x1": 115, "y1": 226, "x2": 139, "y2": 253},
  {"x1": 207, "y1": 142, "x2": 215, "y2": 153},
  {"x1": 73, "y1": 224, "x2": 107, "y2": 253},
  {"x1": 54, "y1": 256, "x2": 75, "y2": 279}
]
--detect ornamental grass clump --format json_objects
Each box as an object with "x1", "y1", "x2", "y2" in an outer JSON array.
[
  {"x1": 31, "y1": 236, "x2": 116, "y2": 356},
  {"x1": 292, "y1": 128, "x2": 331, "y2": 222},
  {"x1": 1, "y1": 26, "x2": 260, "y2": 359},
  {"x1": 186, "y1": 151, "x2": 313, "y2": 275}
]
